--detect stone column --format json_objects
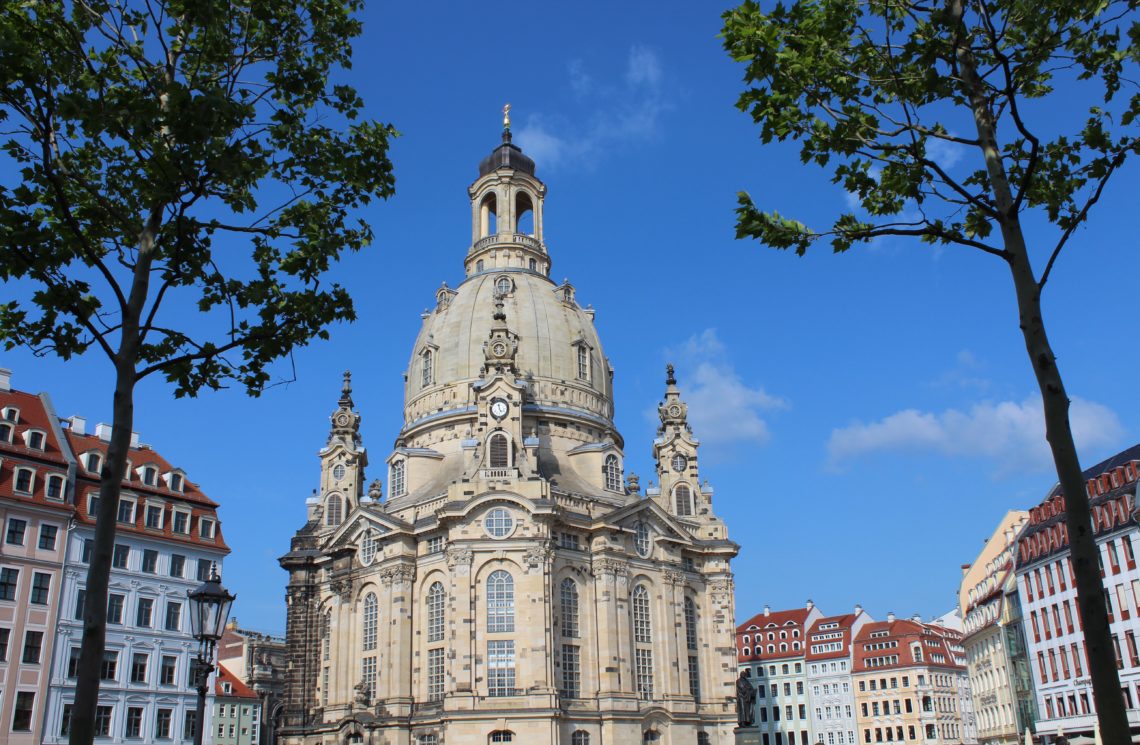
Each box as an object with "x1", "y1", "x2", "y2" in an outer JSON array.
[
  {"x1": 592, "y1": 558, "x2": 629, "y2": 697},
  {"x1": 384, "y1": 563, "x2": 416, "y2": 710},
  {"x1": 446, "y1": 547, "x2": 475, "y2": 703},
  {"x1": 663, "y1": 570, "x2": 687, "y2": 702}
]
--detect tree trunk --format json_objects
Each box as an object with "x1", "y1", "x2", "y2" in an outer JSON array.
[
  {"x1": 69, "y1": 205, "x2": 160, "y2": 745},
  {"x1": 67, "y1": 364, "x2": 136, "y2": 745},
  {"x1": 948, "y1": 1, "x2": 1129, "y2": 740}
]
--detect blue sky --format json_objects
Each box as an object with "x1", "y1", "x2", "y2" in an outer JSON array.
[{"x1": 4, "y1": 1, "x2": 1139, "y2": 633}]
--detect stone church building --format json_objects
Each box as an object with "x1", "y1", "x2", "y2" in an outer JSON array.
[{"x1": 278, "y1": 122, "x2": 740, "y2": 745}]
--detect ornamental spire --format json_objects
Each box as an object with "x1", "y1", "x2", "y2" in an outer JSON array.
[
  {"x1": 658, "y1": 362, "x2": 689, "y2": 431},
  {"x1": 329, "y1": 370, "x2": 361, "y2": 447}
]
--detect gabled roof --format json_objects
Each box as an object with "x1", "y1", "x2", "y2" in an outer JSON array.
[
  {"x1": 214, "y1": 663, "x2": 259, "y2": 700},
  {"x1": 595, "y1": 497, "x2": 696, "y2": 545}
]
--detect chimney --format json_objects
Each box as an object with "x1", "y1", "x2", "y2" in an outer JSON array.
[
  {"x1": 806, "y1": 599, "x2": 814, "y2": 611},
  {"x1": 0, "y1": 368, "x2": 10, "y2": 392},
  {"x1": 94, "y1": 423, "x2": 139, "y2": 447},
  {"x1": 68, "y1": 416, "x2": 87, "y2": 436},
  {"x1": 764, "y1": 605, "x2": 771, "y2": 617},
  {"x1": 887, "y1": 612, "x2": 895, "y2": 623},
  {"x1": 855, "y1": 604, "x2": 863, "y2": 616}
]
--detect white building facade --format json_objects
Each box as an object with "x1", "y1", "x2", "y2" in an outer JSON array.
[
  {"x1": 1015, "y1": 445, "x2": 1140, "y2": 740},
  {"x1": 805, "y1": 608, "x2": 871, "y2": 745},
  {"x1": 42, "y1": 424, "x2": 228, "y2": 744}
]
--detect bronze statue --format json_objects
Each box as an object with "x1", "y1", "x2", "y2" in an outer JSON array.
[{"x1": 736, "y1": 669, "x2": 757, "y2": 728}]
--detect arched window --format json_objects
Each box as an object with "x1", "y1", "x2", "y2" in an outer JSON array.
[
  {"x1": 529, "y1": 258, "x2": 537, "y2": 271},
  {"x1": 84, "y1": 452, "x2": 102, "y2": 473},
  {"x1": 560, "y1": 578, "x2": 579, "y2": 637},
  {"x1": 632, "y1": 585, "x2": 652, "y2": 643},
  {"x1": 362, "y1": 593, "x2": 378, "y2": 651},
  {"x1": 489, "y1": 433, "x2": 510, "y2": 468},
  {"x1": 572, "y1": 732, "x2": 590, "y2": 745},
  {"x1": 481, "y1": 193, "x2": 498, "y2": 237},
  {"x1": 427, "y1": 582, "x2": 446, "y2": 642},
  {"x1": 516, "y1": 192, "x2": 534, "y2": 235},
  {"x1": 421, "y1": 349, "x2": 433, "y2": 387},
  {"x1": 674, "y1": 483, "x2": 692, "y2": 516},
  {"x1": 0, "y1": 423, "x2": 9, "y2": 444},
  {"x1": 577, "y1": 345, "x2": 589, "y2": 381},
  {"x1": 390, "y1": 460, "x2": 406, "y2": 498},
  {"x1": 487, "y1": 570, "x2": 515, "y2": 632},
  {"x1": 142, "y1": 466, "x2": 157, "y2": 486},
  {"x1": 604, "y1": 455, "x2": 621, "y2": 492},
  {"x1": 476, "y1": 259, "x2": 485, "y2": 272},
  {"x1": 325, "y1": 496, "x2": 343, "y2": 527}
]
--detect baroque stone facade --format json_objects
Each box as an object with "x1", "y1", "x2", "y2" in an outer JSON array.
[{"x1": 279, "y1": 126, "x2": 739, "y2": 745}]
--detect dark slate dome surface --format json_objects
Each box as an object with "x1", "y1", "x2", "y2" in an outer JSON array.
[{"x1": 478, "y1": 134, "x2": 536, "y2": 176}]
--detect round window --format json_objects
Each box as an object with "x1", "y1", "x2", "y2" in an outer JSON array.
[
  {"x1": 671, "y1": 454, "x2": 687, "y2": 472},
  {"x1": 495, "y1": 276, "x2": 512, "y2": 296},
  {"x1": 360, "y1": 531, "x2": 376, "y2": 565},
  {"x1": 332, "y1": 464, "x2": 346, "y2": 481},
  {"x1": 635, "y1": 521, "x2": 652, "y2": 557},
  {"x1": 484, "y1": 507, "x2": 515, "y2": 538}
]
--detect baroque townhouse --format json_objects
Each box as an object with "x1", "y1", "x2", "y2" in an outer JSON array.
[
  {"x1": 737, "y1": 603, "x2": 824, "y2": 745},
  {"x1": 217, "y1": 620, "x2": 287, "y2": 745},
  {"x1": 279, "y1": 124, "x2": 739, "y2": 745},
  {"x1": 1014, "y1": 443, "x2": 1140, "y2": 740},
  {"x1": 959, "y1": 510, "x2": 1036, "y2": 745},
  {"x1": 0, "y1": 370, "x2": 73, "y2": 744},
  {"x1": 42, "y1": 420, "x2": 229, "y2": 744},
  {"x1": 805, "y1": 608, "x2": 872, "y2": 745},
  {"x1": 851, "y1": 616, "x2": 975, "y2": 745},
  {"x1": 213, "y1": 663, "x2": 262, "y2": 745}
]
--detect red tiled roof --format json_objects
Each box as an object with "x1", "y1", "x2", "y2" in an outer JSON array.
[
  {"x1": 68, "y1": 431, "x2": 230, "y2": 553},
  {"x1": 214, "y1": 663, "x2": 259, "y2": 699},
  {"x1": 852, "y1": 620, "x2": 965, "y2": 673},
  {"x1": 0, "y1": 389, "x2": 74, "y2": 512},
  {"x1": 737, "y1": 607, "x2": 813, "y2": 662},
  {"x1": 804, "y1": 613, "x2": 858, "y2": 662}
]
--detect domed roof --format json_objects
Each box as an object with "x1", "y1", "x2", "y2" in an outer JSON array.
[
  {"x1": 404, "y1": 268, "x2": 611, "y2": 432},
  {"x1": 478, "y1": 133, "x2": 535, "y2": 177}
]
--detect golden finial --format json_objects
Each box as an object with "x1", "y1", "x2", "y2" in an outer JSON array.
[{"x1": 503, "y1": 103, "x2": 511, "y2": 131}]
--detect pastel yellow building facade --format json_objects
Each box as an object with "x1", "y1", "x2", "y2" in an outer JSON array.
[{"x1": 278, "y1": 127, "x2": 739, "y2": 745}]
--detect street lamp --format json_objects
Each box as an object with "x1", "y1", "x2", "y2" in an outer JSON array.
[{"x1": 188, "y1": 564, "x2": 235, "y2": 745}]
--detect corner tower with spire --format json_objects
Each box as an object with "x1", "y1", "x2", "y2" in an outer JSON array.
[{"x1": 280, "y1": 111, "x2": 739, "y2": 745}]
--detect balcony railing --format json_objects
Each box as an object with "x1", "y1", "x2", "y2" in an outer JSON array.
[
  {"x1": 481, "y1": 468, "x2": 518, "y2": 480},
  {"x1": 472, "y1": 233, "x2": 543, "y2": 252}
]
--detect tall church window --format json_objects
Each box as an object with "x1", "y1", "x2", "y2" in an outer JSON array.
[
  {"x1": 362, "y1": 593, "x2": 378, "y2": 651},
  {"x1": 635, "y1": 522, "x2": 652, "y2": 558},
  {"x1": 487, "y1": 570, "x2": 515, "y2": 632},
  {"x1": 427, "y1": 647, "x2": 445, "y2": 701},
  {"x1": 390, "y1": 460, "x2": 406, "y2": 498},
  {"x1": 487, "y1": 640, "x2": 515, "y2": 696},
  {"x1": 604, "y1": 455, "x2": 621, "y2": 492},
  {"x1": 572, "y1": 732, "x2": 590, "y2": 745},
  {"x1": 635, "y1": 648, "x2": 654, "y2": 700},
  {"x1": 427, "y1": 582, "x2": 446, "y2": 642},
  {"x1": 685, "y1": 596, "x2": 700, "y2": 699},
  {"x1": 361, "y1": 655, "x2": 376, "y2": 700},
  {"x1": 561, "y1": 644, "x2": 581, "y2": 698},
  {"x1": 632, "y1": 585, "x2": 652, "y2": 643},
  {"x1": 577, "y1": 345, "x2": 589, "y2": 381},
  {"x1": 360, "y1": 531, "x2": 376, "y2": 565},
  {"x1": 560, "y1": 578, "x2": 579, "y2": 637},
  {"x1": 322, "y1": 610, "x2": 331, "y2": 661},
  {"x1": 325, "y1": 496, "x2": 343, "y2": 527},
  {"x1": 674, "y1": 483, "x2": 693, "y2": 516},
  {"x1": 422, "y1": 349, "x2": 433, "y2": 387},
  {"x1": 489, "y1": 433, "x2": 510, "y2": 468}
]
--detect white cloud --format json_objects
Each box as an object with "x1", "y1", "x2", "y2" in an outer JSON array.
[
  {"x1": 926, "y1": 136, "x2": 967, "y2": 170},
  {"x1": 515, "y1": 45, "x2": 670, "y2": 171},
  {"x1": 655, "y1": 329, "x2": 789, "y2": 448},
  {"x1": 827, "y1": 395, "x2": 1125, "y2": 474}
]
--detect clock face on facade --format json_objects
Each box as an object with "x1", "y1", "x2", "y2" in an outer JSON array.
[
  {"x1": 671, "y1": 454, "x2": 687, "y2": 472},
  {"x1": 335, "y1": 412, "x2": 350, "y2": 426},
  {"x1": 491, "y1": 341, "x2": 508, "y2": 357},
  {"x1": 490, "y1": 399, "x2": 509, "y2": 420},
  {"x1": 668, "y1": 404, "x2": 682, "y2": 418}
]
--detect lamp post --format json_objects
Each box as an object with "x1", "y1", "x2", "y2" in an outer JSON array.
[{"x1": 187, "y1": 565, "x2": 235, "y2": 745}]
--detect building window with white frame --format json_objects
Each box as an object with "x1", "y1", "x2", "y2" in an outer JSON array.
[
  {"x1": 487, "y1": 640, "x2": 516, "y2": 696},
  {"x1": 487, "y1": 570, "x2": 515, "y2": 632},
  {"x1": 361, "y1": 655, "x2": 376, "y2": 700},
  {"x1": 362, "y1": 592, "x2": 378, "y2": 651},
  {"x1": 390, "y1": 460, "x2": 406, "y2": 498},
  {"x1": 560, "y1": 578, "x2": 580, "y2": 637},
  {"x1": 572, "y1": 732, "x2": 590, "y2": 745},
  {"x1": 46, "y1": 475, "x2": 65, "y2": 500},
  {"x1": 632, "y1": 585, "x2": 652, "y2": 643},
  {"x1": 604, "y1": 454, "x2": 621, "y2": 492},
  {"x1": 13, "y1": 468, "x2": 34, "y2": 494},
  {"x1": 427, "y1": 581, "x2": 445, "y2": 642}
]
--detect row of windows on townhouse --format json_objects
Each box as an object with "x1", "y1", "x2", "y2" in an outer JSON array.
[
  {"x1": 414, "y1": 731, "x2": 607, "y2": 745},
  {"x1": 862, "y1": 724, "x2": 947, "y2": 743},
  {"x1": 323, "y1": 573, "x2": 703, "y2": 705},
  {"x1": 0, "y1": 429, "x2": 186, "y2": 493},
  {"x1": 72, "y1": 587, "x2": 188, "y2": 632},
  {"x1": 52, "y1": 702, "x2": 198, "y2": 740},
  {"x1": 810, "y1": 660, "x2": 851, "y2": 675},
  {"x1": 1039, "y1": 684, "x2": 1140, "y2": 720},
  {"x1": 82, "y1": 493, "x2": 216, "y2": 540},
  {"x1": 751, "y1": 730, "x2": 815, "y2": 745},
  {"x1": 816, "y1": 703, "x2": 854, "y2": 720}
]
